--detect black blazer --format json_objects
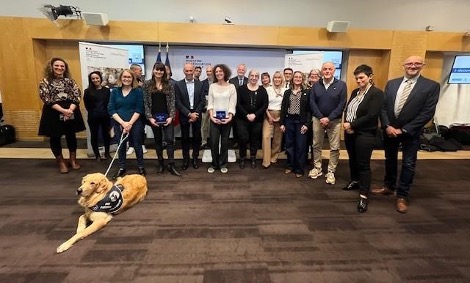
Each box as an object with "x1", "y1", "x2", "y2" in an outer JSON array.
[
  {"x1": 175, "y1": 79, "x2": 206, "y2": 122},
  {"x1": 229, "y1": 76, "x2": 248, "y2": 89},
  {"x1": 345, "y1": 85, "x2": 385, "y2": 134},
  {"x1": 280, "y1": 88, "x2": 311, "y2": 127},
  {"x1": 381, "y1": 76, "x2": 440, "y2": 136}
]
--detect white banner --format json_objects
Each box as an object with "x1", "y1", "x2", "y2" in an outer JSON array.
[
  {"x1": 144, "y1": 46, "x2": 287, "y2": 81},
  {"x1": 78, "y1": 42, "x2": 129, "y2": 156},
  {"x1": 285, "y1": 52, "x2": 324, "y2": 74}
]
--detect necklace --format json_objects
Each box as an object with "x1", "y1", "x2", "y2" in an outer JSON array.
[{"x1": 274, "y1": 87, "x2": 282, "y2": 97}]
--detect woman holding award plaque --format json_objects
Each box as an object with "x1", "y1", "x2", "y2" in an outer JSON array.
[
  {"x1": 143, "y1": 62, "x2": 181, "y2": 176},
  {"x1": 206, "y1": 64, "x2": 237, "y2": 174},
  {"x1": 38, "y1": 57, "x2": 86, "y2": 174}
]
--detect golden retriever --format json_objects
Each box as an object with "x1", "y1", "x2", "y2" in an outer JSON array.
[{"x1": 56, "y1": 173, "x2": 148, "y2": 253}]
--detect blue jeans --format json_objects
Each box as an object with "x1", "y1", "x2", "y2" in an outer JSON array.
[
  {"x1": 284, "y1": 116, "x2": 308, "y2": 175},
  {"x1": 383, "y1": 132, "x2": 420, "y2": 198},
  {"x1": 113, "y1": 119, "x2": 144, "y2": 169}
]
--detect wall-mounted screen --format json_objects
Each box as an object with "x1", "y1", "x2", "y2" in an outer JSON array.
[
  {"x1": 448, "y1": 55, "x2": 470, "y2": 84},
  {"x1": 104, "y1": 44, "x2": 146, "y2": 75}
]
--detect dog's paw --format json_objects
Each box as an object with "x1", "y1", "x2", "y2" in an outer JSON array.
[{"x1": 56, "y1": 242, "x2": 71, "y2": 253}]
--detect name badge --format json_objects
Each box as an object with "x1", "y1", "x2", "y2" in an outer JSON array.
[
  {"x1": 154, "y1": 113, "x2": 168, "y2": 124},
  {"x1": 215, "y1": 111, "x2": 227, "y2": 119}
]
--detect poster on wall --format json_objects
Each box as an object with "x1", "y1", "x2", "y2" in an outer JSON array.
[
  {"x1": 285, "y1": 51, "x2": 343, "y2": 79},
  {"x1": 78, "y1": 42, "x2": 129, "y2": 157}
]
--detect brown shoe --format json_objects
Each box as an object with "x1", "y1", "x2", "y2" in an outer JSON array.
[
  {"x1": 396, "y1": 198, "x2": 408, "y2": 213},
  {"x1": 371, "y1": 186, "x2": 395, "y2": 196}
]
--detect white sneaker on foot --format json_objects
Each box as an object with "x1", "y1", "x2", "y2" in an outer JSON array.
[
  {"x1": 325, "y1": 172, "x2": 336, "y2": 185},
  {"x1": 126, "y1": 147, "x2": 135, "y2": 155},
  {"x1": 308, "y1": 168, "x2": 323, "y2": 179},
  {"x1": 220, "y1": 167, "x2": 228, "y2": 174},
  {"x1": 207, "y1": 167, "x2": 215, "y2": 173},
  {"x1": 142, "y1": 145, "x2": 148, "y2": 154}
]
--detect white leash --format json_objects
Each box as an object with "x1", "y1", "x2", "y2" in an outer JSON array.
[{"x1": 104, "y1": 131, "x2": 129, "y2": 178}]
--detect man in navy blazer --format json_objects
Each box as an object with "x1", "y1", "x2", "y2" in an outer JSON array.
[
  {"x1": 372, "y1": 55, "x2": 440, "y2": 213},
  {"x1": 175, "y1": 63, "x2": 206, "y2": 170}
]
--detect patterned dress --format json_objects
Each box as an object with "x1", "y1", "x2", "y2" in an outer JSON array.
[{"x1": 38, "y1": 77, "x2": 86, "y2": 137}]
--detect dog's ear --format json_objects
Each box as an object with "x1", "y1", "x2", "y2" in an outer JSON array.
[{"x1": 95, "y1": 174, "x2": 112, "y2": 193}]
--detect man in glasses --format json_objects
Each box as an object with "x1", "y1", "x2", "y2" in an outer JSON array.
[{"x1": 372, "y1": 55, "x2": 440, "y2": 213}]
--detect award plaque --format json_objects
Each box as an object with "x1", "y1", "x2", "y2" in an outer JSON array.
[
  {"x1": 215, "y1": 111, "x2": 227, "y2": 120},
  {"x1": 154, "y1": 113, "x2": 168, "y2": 124}
]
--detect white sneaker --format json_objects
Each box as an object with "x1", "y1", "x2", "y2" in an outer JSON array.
[
  {"x1": 220, "y1": 167, "x2": 228, "y2": 174},
  {"x1": 308, "y1": 168, "x2": 323, "y2": 179},
  {"x1": 142, "y1": 145, "x2": 148, "y2": 154},
  {"x1": 126, "y1": 147, "x2": 135, "y2": 155},
  {"x1": 325, "y1": 172, "x2": 336, "y2": 185},
  {"x1": 207, "y1": 167, "x2": 215, "y2": 173}
]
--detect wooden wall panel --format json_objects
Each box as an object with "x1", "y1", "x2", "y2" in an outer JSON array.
[
  {"x1": 278, "y1": 28, "x2": 393, "y2": 49},
  {"x1": 159, "y1": 23, "x2": 280, "y2": 46},
  {"x1": 427, "y1": 32, "x2": 470, "y2": 52},
  {"x1": 387, "y1": 31, "x2": 428, "y2": 79},
  {"x1": 1, "y1": 16, "x2": 468, "y2": 140},
  {"x1": 346, "y1": 50, "x2": 390, "y2": 93},
  {"x1": 423, "y1": 51, "x2": 445, "y2": 83}
]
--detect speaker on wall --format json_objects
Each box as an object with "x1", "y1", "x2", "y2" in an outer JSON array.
[
  {"x1": 82, "y1": 12, "x2": 109, "y2": 26},
  {"x1": 326, "y1": 21, "x2": 350, "y2": 33}
]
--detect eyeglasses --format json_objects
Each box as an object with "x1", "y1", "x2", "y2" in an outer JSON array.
[{"x1": 404, "y1": 62, "x2": 424, "y2": 67}]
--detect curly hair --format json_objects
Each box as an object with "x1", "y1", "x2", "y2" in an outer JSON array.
[
  {"x1": 44, "y1": 58, "x2": 71, "y2": 81},
  {"x1": 213, "y1": 64, "x2": 232, "y2": 82}
]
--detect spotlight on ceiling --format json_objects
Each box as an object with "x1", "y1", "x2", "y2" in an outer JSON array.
[{"x1": 39, "y1": 5, "x2": 82, "y2": 22}]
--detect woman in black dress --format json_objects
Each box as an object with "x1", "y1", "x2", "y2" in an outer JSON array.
[
  {"x1": 83, "y1": 71, "x2": 111, "y2": 161},
  {"x1": 38, "y1": 57, "x2": 86, "y2": 173}
]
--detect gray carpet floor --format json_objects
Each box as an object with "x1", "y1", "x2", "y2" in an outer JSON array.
[{"x1": 0, "y1": 157, "x2": 469, "y2": 283}]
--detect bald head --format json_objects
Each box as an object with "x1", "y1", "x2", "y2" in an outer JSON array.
[
  {"x1": 403, "y1": 55, "x2": 425, "y2": 79},
  {"x1": 183, "y1": 63, "x2": 195, "y2": 80}
]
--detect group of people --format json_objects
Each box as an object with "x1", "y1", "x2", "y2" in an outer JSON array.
[{"x1": 38, "y1": 55, "x2": 439, "y2": 214}]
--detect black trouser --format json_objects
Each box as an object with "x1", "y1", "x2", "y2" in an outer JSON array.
[
  {"x1": 237, "y1": 119, "x2": 262, "y2": 159},
  {"x1": 180, "y1": 117, "x2": 202, "y2": 160},
  {"x1": 88, "y1": 115, "x2": 111, "y2": 157},
  {"x1": 151, "y1": 124, "x2": 175, "y2": 163},
  {"x1": 209, "y1": 121, "x2": 232, "y2": 169},
  {"x1": 50, "y1": 133, "x2": 77, "y2": 157},
  {"x1": 344, "y1": 131, "x2": 376, "y2": 196}
]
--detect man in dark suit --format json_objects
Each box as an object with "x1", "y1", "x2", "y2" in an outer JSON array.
[
  {"x1": 201, "y1": 65, "x2": 214, "y2": 148},
  {"x1": 229, "y1": 63, "x2": 248, "y2": 148},
  {"x1": 175, "y1": 63, "x2": 206, "y2": 170},
  {"x1": 372, "y1": 55, "x2": 440, "y2": 213},
  {"x1": 229, "y1": 63, "x2": 248, "y2": 88}
]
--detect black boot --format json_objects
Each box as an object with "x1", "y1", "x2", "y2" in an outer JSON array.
[
  {"x1": 239, "y1": 157, "x2": 246, "y2": 169},
  {"x1": 157, "y1": 160, "x2": 164, "y2": 174},
  {"x1": 250, "y1": 157, "x2": 257, "y2": 169},
  {"x1": 113, "y1": 168, "x2": 126, "y2": 180},
  {"x1": 138, "y1": 167, "x2": 146, "y2": 176},
  {"x1": 357, "y1": 196, "x2": 368, "y2": 213},
  {"x1": 168, "y1": 163, "x2": 181, "y2": 176}
]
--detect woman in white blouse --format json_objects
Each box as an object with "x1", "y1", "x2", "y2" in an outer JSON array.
[{"x1": 206, "y1": 64, "x2": 237, "y2": 174}]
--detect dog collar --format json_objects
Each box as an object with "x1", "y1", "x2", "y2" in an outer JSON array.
[{"x1": 89, "y1": 184, "x2": 124, "y2": 214}]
